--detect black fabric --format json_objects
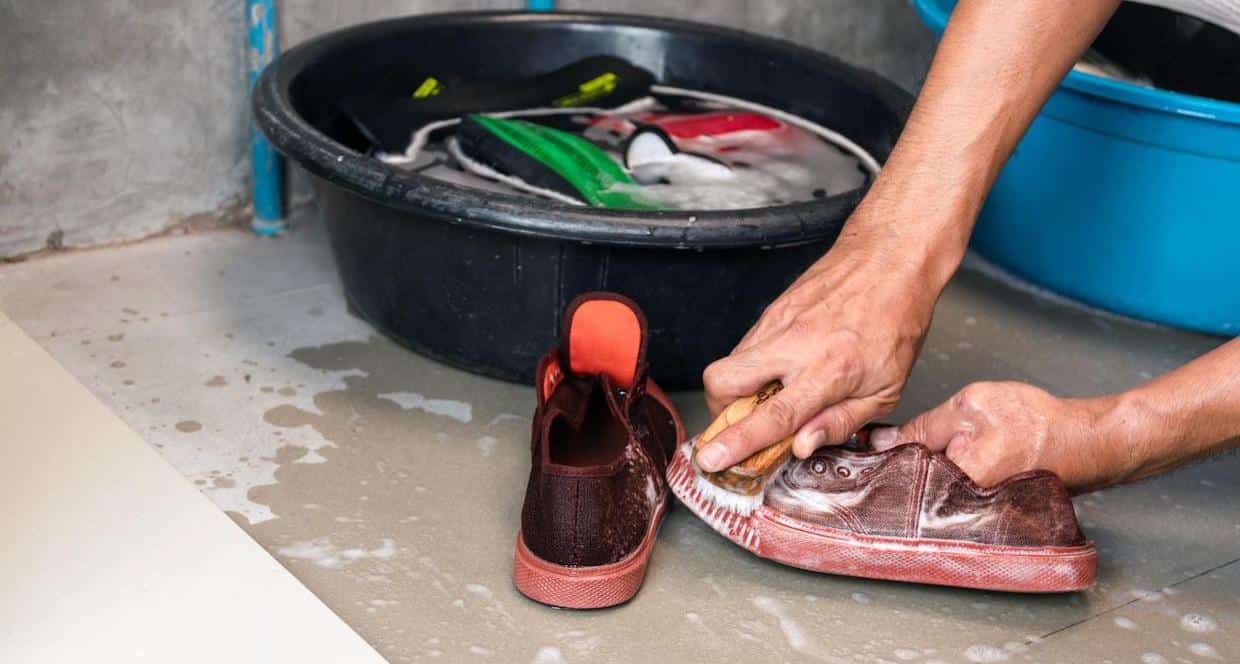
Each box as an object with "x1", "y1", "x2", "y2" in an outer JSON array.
[
  {"x1": 1092, "y1": 3, "x2": 1240, "y2": 102},
  {"x1": 455, "y1": 115, "x2": 583, "y2": 201},
  {"x1": 338, "y1": 55, "x2": 656, "y2": 152}
]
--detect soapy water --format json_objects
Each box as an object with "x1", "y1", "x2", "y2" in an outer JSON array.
[{"x1": 397, "y1": 104, "x2": 868, "y2": 212}]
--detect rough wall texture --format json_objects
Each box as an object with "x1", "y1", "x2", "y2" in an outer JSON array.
[{"x1": 0, "y1": 0, "x2": 935, "y2": 258}]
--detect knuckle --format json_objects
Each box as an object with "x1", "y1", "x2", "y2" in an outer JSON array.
[
  {"x1": 701, "y1": 361, "x2": 727, "y2": 392},
  {"x1": 787, "y1": 315, "x2": 817, "y2": 338},
  {"x1": 762, "y1": 396, "x2": 799, "y2": 430},
  {"x1": 703, "y1": 358, "x2": 751, "y2": 395},
  {"x1": 954, "y1": 382, "x2": 993, "y2": 410},
  {"x1": 828, "y1": 333, "x2": 866, "y2": 382},
  {"x1": 835, "y1": 352, "x2": 862, "y2": 382}
]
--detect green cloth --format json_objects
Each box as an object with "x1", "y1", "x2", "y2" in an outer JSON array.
[{"x1": 468, "y1": 115, "x2": 656, "y2": 210}]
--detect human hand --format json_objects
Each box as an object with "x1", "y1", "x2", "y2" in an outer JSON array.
[
  {"x1": 696, "y1": 226, "x2": 943, "y2": 473},
  {"x1": 871, "y1": 381, "x2": 1132, "y2": 491}
]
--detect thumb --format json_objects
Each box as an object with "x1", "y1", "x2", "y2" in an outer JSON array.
[{"x1": 871, "y1": 397, "x2": 972, "y2": 452}]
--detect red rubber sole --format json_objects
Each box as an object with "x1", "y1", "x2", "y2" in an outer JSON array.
[
  {"x1": 667, "y1": 447, "x2": 1096, "y2": 593},
  {"x1": 513, "y1": 499, "x2": 667, "y2": 609}
]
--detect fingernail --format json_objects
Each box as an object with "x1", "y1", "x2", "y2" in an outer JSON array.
[
  {"x1": 870, "y1": 426, "x2": 898, "y2": 449},
  {"x1": 696, "y1": 443, "x2": 727, "y2": 471},
  {"x1": 796, "y1": 429, "x2": 827, "y2": 455}
]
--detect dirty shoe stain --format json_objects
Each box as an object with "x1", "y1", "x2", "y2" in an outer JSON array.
[{"x1": 175, "y1": 420, "x2": 203, "y2": 433}]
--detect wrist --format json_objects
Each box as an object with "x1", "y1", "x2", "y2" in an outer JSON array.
[
  {"x1": 1085, "y1": 388, "x2": 1168, "y2": 486},
  {"x1": 840, "y1": 163, "x2": 989, "y2": 291},
  {"x1": 836, "y1": 202, "x2": 969, "y2": 293}
]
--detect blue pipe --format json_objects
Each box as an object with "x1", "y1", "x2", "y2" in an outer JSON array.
[
  {"x1": 247, "y1": 0, "x2": 285, "y2": 236},
  {"x1": 527, "y1": 0, "x2": 555, "y2": 11}
]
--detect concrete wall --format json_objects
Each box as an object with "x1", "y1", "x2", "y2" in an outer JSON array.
[{"x1": 0, "y1": 1, "x2": 935, "y2": 258}]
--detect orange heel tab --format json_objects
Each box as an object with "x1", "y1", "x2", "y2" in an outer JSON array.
[{"x1": 562, "y1": 293, "x2": 647, "y2": 390}]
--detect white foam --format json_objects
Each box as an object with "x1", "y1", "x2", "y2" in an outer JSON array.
[
  {"x1": 701, "y1": 575, "x2": 726, "y2": 598},
  {"x1": 752, "y1": 596, "x2": 811, "y2": 652},
  {"x1": 530, "y1": 647, "x2": 566, "y2": 664},
  {"x1": 1181, "y1": 613, "x2": 1218, "y2": 633},
  {"x1": 1114, "y1": 616, "x2": 1139, "y2": 630},
  {"x1": 750, "y1": 596, "x2": 852, "y2": 663},
  {"x1": 276, "y1": 537, "x2": 397, "y2": 569},
  {"x1": 465, "y1": 584, "x2": 492, "y2": 599},
  {"x1": 851, "y1": 592, "x2": 872, "y2": 604},
  {"x1": 418, "y1": 98, "x2": 869, "y2": 211},
  {"x1": 1140, "y1": 653, "x2": 1168, "y2": 664},
  {"x1": 476, "y1": 435, "x2": 497, "y2": 457},
  {"x1": 1189, "y1": 642, "x2": 1220, "y2": 659},
  {"x1": 692, "y1": 472, "x2": 762, "y2": 515},
  {"x1": 963, "y1": 645, "x2": 1010, "y2": 662}
]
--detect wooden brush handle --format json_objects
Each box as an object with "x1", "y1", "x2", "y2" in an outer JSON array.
[{"x1": 693, "y1": 381, "x2": 795, "y2": 495}]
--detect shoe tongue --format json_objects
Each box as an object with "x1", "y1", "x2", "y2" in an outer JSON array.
[{"x1": 562, "y1": 293, "x2": 646, "y2": 390}]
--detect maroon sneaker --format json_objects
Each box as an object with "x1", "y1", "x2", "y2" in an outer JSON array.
[
  {"x1": 513, "y1": 293, "x2": 684, "y2": 608},
  {"x1": 668, "y1": 428, "x2": 1097, "y2": 592}
]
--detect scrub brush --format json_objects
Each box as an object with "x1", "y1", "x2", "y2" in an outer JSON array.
[
  {"x1": 667, "y1": 381, "x2": 793, "y2": 549},
  {"x1": 689, "y1": 380, "x2": 794, "y2": 513}
]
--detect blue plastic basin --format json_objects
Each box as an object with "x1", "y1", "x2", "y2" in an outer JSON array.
[{"x1": 914, "y1": 0, "x2": 1239, "y2": 336}]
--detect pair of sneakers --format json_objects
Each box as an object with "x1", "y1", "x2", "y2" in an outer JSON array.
[{"x1": 513, "y1": 293, "x2": 1096, "y2": 609}]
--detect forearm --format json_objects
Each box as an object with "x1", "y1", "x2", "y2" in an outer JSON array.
[
  {"x1": 1103, "y1": 338, "x2": 1240, "y2": 484},
  {"x1": 845, "y1": 0, "x2": 1121, "y2": 287}
]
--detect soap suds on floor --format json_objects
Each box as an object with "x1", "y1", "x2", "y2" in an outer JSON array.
[
  {"x1": 379, "y1": 391, "x2": 473, "y2": 423},
  {"x1": 530, "y1": 646, "x2": 566, "y2": 664},
  {"x1": 294, "y1": 447, "x2": 329, "y2": 464},
  {"x1": 1180, "y1": 613, "x2": 1218, "y2": 633},
  {"x1": 276, "y1": 537, "x2": 397, "y2": 568},
  {"x1": 963, "y1": 644, "x2": 1009, "y2": 662},
  {"x1": 752, "y1": 596, "x2": 811, "y2": 652},
  {"x1": 1113, "y1": 616, "x2": 1138, "y2": 630},
  {"x1": 701, "y1": 575, "x2": 726, "y2": 598},
  {"x1": 752, "y1": 596, "x2": 849, "y2": 663},
  {"x1": 1188, "y1": 642, "x2": 1220, "y2": 659}
]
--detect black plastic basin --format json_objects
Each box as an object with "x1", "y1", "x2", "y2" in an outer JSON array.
[{"x1": 253, "y1": 11, "x2": 911, "y2": 388}]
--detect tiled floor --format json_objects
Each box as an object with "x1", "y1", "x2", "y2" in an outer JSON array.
[{"x1": 2, "y1": 208, "x2": 1235, "y2": 663}]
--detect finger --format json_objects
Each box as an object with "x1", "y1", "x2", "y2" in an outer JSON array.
[
  {"x1": 696, "y1": 382, "x2": 815, "y2": 472},
  {"x1": 701, "y1": 348, "x2": 786, "y2": 418},
  {"x1": 876, "y1": 396, "x2": 973, "y2": 452},
  {"x1": 791, "y1": 396, "x2": 890, "y2": 457},
  {"x1": 697, "y1": 366, "x2": 859, "y2": 472},
  {"x1": 944, "y1": 433, "x2": 1002, "y2": 487}
]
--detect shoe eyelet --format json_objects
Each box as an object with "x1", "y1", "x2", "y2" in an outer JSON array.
[
  {"x1": 836, "y1": 466, "x2": 851, "y2": 478},
  {"x1": 810, "y1": 459, "x2": 827, "y2": 474}
]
